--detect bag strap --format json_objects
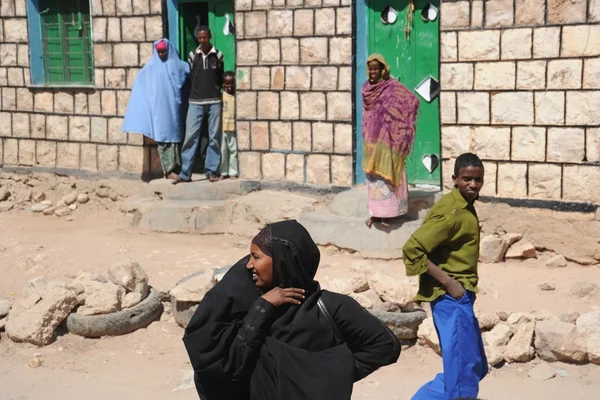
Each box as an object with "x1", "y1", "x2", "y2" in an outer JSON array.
[{"x1": 317, "y1": 294, "x2": 344, "y2": 343}]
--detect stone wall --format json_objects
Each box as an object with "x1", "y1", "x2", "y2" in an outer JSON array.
[
  {"x1": 234, "y1": 0, "x2": 354, "y2": 186},
  {"x1": 0, "y1": 0, "x2": 164, "y2": 177},
  {"x1": 439, "y1": 0, "x2": 600, "y2": 205}
]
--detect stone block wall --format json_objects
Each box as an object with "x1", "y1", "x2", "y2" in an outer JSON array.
[
  {"x1": 439, "y1": 0, "x2": 600, "y2": 205},
  {"x1": 234, "y1": 0, "x2": 354, "y2": 186},
  {"x1": 0, "y1": 0, "x2": 164, "y2": 177}
]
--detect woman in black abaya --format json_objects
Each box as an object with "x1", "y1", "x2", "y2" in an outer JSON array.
[{"x1": 183, "y1": 220, "x2": 401, "y2": 400}]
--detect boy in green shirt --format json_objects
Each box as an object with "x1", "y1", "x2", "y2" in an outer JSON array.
[{"x1": 403, "y1": 153, "x2": 488, "y2": 400}]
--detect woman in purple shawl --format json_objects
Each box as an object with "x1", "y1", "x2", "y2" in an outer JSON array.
[{"x1": 362, "y1": 54, "x2": 420, "y2": 228}]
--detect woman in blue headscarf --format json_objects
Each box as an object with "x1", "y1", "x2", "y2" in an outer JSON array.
[{"x1": 122, "y1": 39, "x2": 190, "y2": 179}]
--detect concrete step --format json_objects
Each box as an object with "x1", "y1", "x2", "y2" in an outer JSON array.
[{"x1": 147, "y1": 176, "x2": 259, "y2": 201}]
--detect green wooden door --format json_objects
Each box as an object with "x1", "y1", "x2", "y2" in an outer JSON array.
[{"x1": 367, "y1": 0, "x2": 440, "y2": 186}]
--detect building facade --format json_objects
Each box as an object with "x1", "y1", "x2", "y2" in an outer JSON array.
[{"x1": 0, "y1": 0, "x2": 599, "y2": 206}]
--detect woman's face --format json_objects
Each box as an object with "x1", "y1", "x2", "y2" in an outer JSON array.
[
  {"x1": 368, "y1": 60, "x2": 383, "y2": 82},
  {"x1": 246, "y1": 244, "x2": 273, "y2": 289}
]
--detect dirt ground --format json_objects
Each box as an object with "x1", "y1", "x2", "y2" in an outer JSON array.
[{"x1": 1, "y1": 206, "x2": 600, "y2": 399}]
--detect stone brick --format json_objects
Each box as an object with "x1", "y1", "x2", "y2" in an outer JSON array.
[
  {"x1": 1, "y1": 0, "x2": 15, "y2": 16},
  {"x1": 306, "y1": 155, "x2": 330, "y2": 185},
  {"x1": 238, "y1": 41, "x2": 258, "y2": 66},
  {"x1": 548, "y1": 60, "x2": 583, "y2": 89},
  {"x1": 12, "y1": 113, "x2": 29, "y2": 138},
  {"x1": 2, "y1": 138, "x2": 18, "y2": 165},
  {"x1": 515, "y1": 0, "x2": 545, "y2": 25},
  {"x1": 315, "y1": 8, "x2": 336, "y2": 36},
  {"x1": 533, "y1": 27, "x2": 560, "y2": 59},
  {"x1": 501, "y1": 29, "x2": 532, "y2": 60},
  {"x1": 93, "y1": 18, "x2": 107, "y2": 42},
  {"x1": 336, "y1": 7, "x2": 352, "y2": 35},
  {"x1": 91, "y1": 117, "x2": 107, "y2": 143},
  {"x1": 4, "y1": 19, "x2": 28, "y2": 43},
  {"x1": 458, "y1": 31, "x2": 500, "y2": 61},
  {"x1": 285, "y1": 66, "x2": 311, "y2": 90},
  {"x1": 7, "y1": 67, "x2": 23, "y2": 87},
  {"x1": 270, "y1": 122, "x2": 292, "y2": 150},
  {"x1": 472, "y1": 127, "x2": 511, "y2": 160},
  {"x1": 54, "y1": 92, "x2": 73, "y2": 114},
  {"x1": 114, "y1": 43, "x2": 138, "y2": 67},
  {"x1": 15, "y1": 0, "x2": 26, "y2": 16},
  {"x1": 0, "y1": 69, "x2": 6, "y2": 87},
  {"x1": 491, "y1": 92, "x2": 534, "y2": 125},
  {"x1": 485, "y1": 0, "x2": 514, "y2": 27},
  {"x1": 441, "y1": 1, "x2": 470, "y2": 30},
  {"x1": 498, "y1": 163, "x2": 527, "y2": 198},
  {"x1": 548, "y1": 0, "x2": 586, "y2": 24},
  {"x1": 312, "y1": 122, "x2": 333, "y2": 152},
  {"x1": 106, "y1": 19, "x2": 120, "y2": 41},
  {"x1": 235, "y1": 0, "x2": 252, "y2": 11},
  {"x1": 562, "y1": 26, "x2": 600, "y2": 57},
  {"x1": 547, "y1": 128, "x2": 585, "y2": 163},
  {"x1": 251, "y1": 67, "x2": 270, "y2": 90},
  {"x1": 94, "y1": 69, "x2": 105, "y2": 88},
  {"x1": 300, "y1": 38, "x2": 328, "y2": 65},
  {"x1": 0, "y1": 44, "x2": 17, "y2": 66},
  {"x1": 441, "y1": 32, "x2": 457, "y2": 62},
  {"x1": 105, "y1": 68, "x2": 126, "y2": 89},
  {"x1": 300, "y1": 92, "x2": 326, "y2": 120},
  {"x1": 251, "y1": 121, "x2": 269, "y2": 150},
  {"x1": 102, "y1": 0, "x2": 116, "y2": 16},
  {"x1": 331, "y1": 155, "x2": 352, "y2": 186},
  {"x1": 480, "y1": 161, "x2": 498, "y2": 197},
  {"x1": 563, "y1": 165, "x2": 600, "y2": 204},
  {"x1": 108, "y1": 118, "x2": 126, "y2": 144},
  {"x1": 293, "y1": 122, "x2": 311, "y2": 151},
  {"x1": 132, "y1": 0, "x2": 150, "y2": 14},
  {"x1": 327, "y1": 92, "x2": 352, "y2": 121},
  {"x1": 97, "y1": 145, "x2": 118, "y2": 171},
  {"x1": 591, "y1": 0, "x2": 600, "y2": 22},
  {"x1": 323, "y1": 0, "x2": 339, "y2": 5},
  {"x1": 271, "y1": 67, "x2": 284, "y2": 90},
  {"x1": 74, "y1": 93, "x2": 88, "y2": 114},
  {"x1": 80, "y1": 144, "x2": 98, "y2": 171},
  {"x1": 262, "y1": 153, "x2": 285, "y2": 181},
  {"x1": 280, "y1": 92, "x2": 299, "y2": 120},
  {"x1": 516, "y1": 61, "x2": 546, "y2": 90},
  {"x1": 30, "y1": 114, "x2": 45, "y2": 139},
  {"x1": 440, "y1": 63, "x2": 473, "y2": 90},
  {"x1": 121, "y1": 17, "x2": 145, "y2": 41},
  {"x1": 475, "y1": 62, "x2": 515, "y2": 90},
  {"x1": 119, "y1": 145, "x2": 144, "y2": 173},
  {"x1": 338, "y1": 67, "x2": 351, "y2": 91},
  {"x1": 128, "y1": 131, "x2": 143, "y2": 146},
  {"x1": 117, "y1": 91, "x2": 130, "y2": 116},
  {"x1": 440, "y1": 92, "x2": 457, "y2": 124},
  {"x1": 334, "y1": 123, "x2": 352, "y2": 154},
  {"x1": 236, "y1": 12, "x2": 245, "y2": 40},
  {"x1": 535, "y1": 92, "x2": 565, "y2": 126},
  {"x1": 286, "y1": 154, "x2": 304, "y2": 184},
  {"x1": 329, "y1": 38, "x2": 352, "y2": 65},
  {"x1": 253, "y1": 0, "x2": 272, "y2": 9},
  {"x1": 294, "y1": 9, "x2": 314, "y2": 36},
  {"x1": 101, "y1": 90, "x2": 117, "y2": 115},
  {"x1": 236, "y1": 68, "x2": 250, "y2": 90},
  {"x1": 566, "y1": 91, "x2": 600, "y2": 126},
  {"x1": 16, "y1": 88, "x2": 32, "y2": 111},
  {"x1": 116, "y1": 0, "x2": 133, "y2": 15},
  {"x1": 94, "y1": 44, "x2": 112, "y2": 67},
  {"x1": 268, "y1": 10, "x2": 293, "y2": 37},
  {"x1": 281, "y1": 38, "x2": 299, "y2": 65},
  {"x1": 145, "y1": 16, "x2": 163, "y2": 41},
  {"x1": 239, "y1": 152, "x2": 262, "y2": 180},
  {"x1": 46, "y1": 116, "x2": 68, "y2": 140},
  {"x1": 471, "y1": 0, "x2": 484, "y2": 28},
  {"x1": 36, "y1": 141, "x2": 56, "y2": 167},
  {"x1": 305, "y1": 0, "x2": 322, "y2": 6},
  {"x1": 583, "y1": 59, "x2": 600, "y2": 89},
  {"x1": 237, "y1": 92, "x2": 257, "y2": 120},
  {"x1": 587, "y1": 128, "x2": 600, "y2": 162},
  {"x1": 88, "y1": 92, "x2": 101, "y2": 114},
  {"x1": 237, "y1": 121, "x2": 250, "y2": 150},
  {"x1": 457, "y1": 92, "x2": 490, "y2": 124},
  {"x1": 257, "y1": 92, "x2": 279, "y2": 120},
  {"x1": 2, "y1": 88, "x2": 16, "y2": 110},
  {"x1": 442, "y1": 126, "x2": 471, "y2": 158},
  {"x1": 56, "y1": 142, "x2": 80, "y2": 169},
  {"x1": 259, "y1": 39, "x2": 280, "y2": 65},
  {"x1": 0, "y1": 112, "x2": 11, "y2": 136},
  {"x1": 245, "y1": 12, "x2": 267, "y2": 38},
  {"x1": 312, "y1": 67, "x2": 337, "y2": 91},
  {"x1": 69, "y1": 116, "x2": 90, "y2": 142},
  {"x1": 17, "y1": 44, "x2": 28, "y2": 67},
  {"x1": 511, "y1": 127, "x2": 546, "y2": 162}
]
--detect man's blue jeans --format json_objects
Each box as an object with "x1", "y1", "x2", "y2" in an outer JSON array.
[{"x1": 180, "y1": 103, "x2": 222, "y2": 180}]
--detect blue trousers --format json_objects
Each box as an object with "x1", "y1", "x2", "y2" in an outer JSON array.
[
  {"x1": 412, "y1": 291, "x2": 488, "y2": 400},
  {"x1": 180, "y1": 103, "x2": 222, "y2": 180}
]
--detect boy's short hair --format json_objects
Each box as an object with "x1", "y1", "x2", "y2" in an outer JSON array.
[
  {"x1": 196, "y1": 25, "x2": 211, "y2": 34},
  {"x1": 224, "y1": 71, "x2": 235, "y2": 79},
  {"x1": 454, "y1": 153, "x2": 484, "y2": 176}
]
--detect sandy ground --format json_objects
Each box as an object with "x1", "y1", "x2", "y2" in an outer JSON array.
[{"x1": 1, "y1": 210, "x2": 600, "y2": 400}]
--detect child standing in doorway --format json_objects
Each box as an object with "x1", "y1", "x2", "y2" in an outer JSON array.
[
  {"x1": 220, "y1": 71, "x2": 238, "y2": 179},
  {"x1": 403, "y1": 153, "x2": 488, "y2": 400}
]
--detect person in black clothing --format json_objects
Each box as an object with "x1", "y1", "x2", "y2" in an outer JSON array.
[
  {"x1": 183, "y1": 220, "x2": 401, "y2": 400},
  {"x1": 173, "y1": 26, "x2": 224, "y2": 184}
]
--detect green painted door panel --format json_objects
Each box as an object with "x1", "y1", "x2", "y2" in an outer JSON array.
[{"x1": 366, "y1": 0, "x2": 440, "y2": 186}]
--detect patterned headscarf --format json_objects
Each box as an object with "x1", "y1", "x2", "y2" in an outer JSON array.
[
  {"x1": 367, "y1": 53, "x2": 391, "y2": 81},
  {"x1": 251, "y1": 225, "x2": 272, "y2": 257}
]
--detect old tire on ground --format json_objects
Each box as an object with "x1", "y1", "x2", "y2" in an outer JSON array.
[
  {"x1": 370, "y1": 309, "x2": 427, "y2": 340},
  {"x1": 66, "y1": 288, "x2": 163, "y2": 338}
]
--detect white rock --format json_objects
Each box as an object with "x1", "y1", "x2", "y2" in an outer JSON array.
[
  {"x1": 0, "y1": 317, "x2": 6, "y2": 331},
  {"x1": 367, "y1": 272, "x2": 416, "y2": 308},
  {"x1": 534, "y1": 320, "x2": 587, "y2": 363},
  {"x1": 32, "y1": 192, "x2": 46, "y2": 203},
  {"x1": 122, "y1": 292, "x2": 143, "y2": 309},
  {"x1": 108, "y1": 260, "x2": 149, "y2": 298},
  {"x1": 502, "y1": 232, "x2": 522, "y2": 247},
  {"x1": 69, "y1": 203, "x2": 77, "y2": 211},
  {"x1": 350, "y1": 274, "x2": 369, "y2": 293},
  {"x1": 507, "y1": 312, "x2": 535, "y2": 326},
  {"x1": 568, "y1": 281, "x2": 599, "y2": 298},
  {"x1": 0, "y1": 202, "x2": 14, "y2": 212},
  {"x1": 0, "y1": 188, "x2": 11, "y2": 201},
  {"x1": 43, "y1": 207, "x2": 55, "y2": 216},
  {"x1": 528, "y1": 363, "x2": 556, "y2": 381},
  {"x1": 0, "y1": 299, "x2": 12, "y2": 318},
  {"x1": 504, "y1": 321, "x2": 536, "y2": 362},
  {"x1": 417, "y1": 317, "x2": 440, "y2": 355},
  {"x1": 77, "y1": 282, "x2": 125, "y2": 316},
  {"x1": 54, "y1": 207, "x2": 70, "y2": 217},
  {"x1": 349, "y1": 293, "x2": 373, "y2": 309},
  {"x1": 479, "y1": 234, "x2": 509, "y2": 263},
  {"x1": 576, "y1": 311, "x2": 600, "y2": 365},
  {"x1": 560, "y1": 311, "x2": 580, "y2": 324},
  {"x1": 170, "y1": 269, "x2": 216, "y2": 303},
  {"x1": 485, "y1": 344, "x2": 506, "y2": 367},
  {"x1": 506, "y1": 242, "x2": 537, "y2": 259},
  {"x1": 546, "y1": 254, "x2": 567, "y2": 268},
  {"x1": 483, "y1": 322, "x2": 513, "y2": 347},
  {"x1": 77, "y1": 193, "x2": 89, "y2": 204},
  {"x1": 538, "y1": 282, "x2": 556, "y2": 291},
  {"x1": 62, "y1": 192, "x2": 78, "y2": 206},
  {"x1": 72, "y1": 272, "x2": 107, "y2": 284},
  {"x1": 477, "y1": 310, "x2": 500, "y2": 331},
  {"x1": 31, "y1": 203, "x2": 51, "y2": 213}
]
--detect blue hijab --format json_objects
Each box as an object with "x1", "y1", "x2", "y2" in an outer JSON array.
[{"x1": 122, "y1": 39, "x2": 190, "y2": 143}]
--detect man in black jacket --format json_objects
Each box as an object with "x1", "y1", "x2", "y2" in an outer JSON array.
[{"x1": 174, "y1": 26, "x2": 224, "y2": 183}]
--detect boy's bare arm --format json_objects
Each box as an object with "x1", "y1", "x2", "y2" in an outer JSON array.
[{"x1": 426, "y1": 260, "x2": 465, "y2": 300}]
